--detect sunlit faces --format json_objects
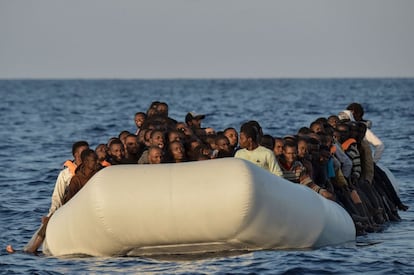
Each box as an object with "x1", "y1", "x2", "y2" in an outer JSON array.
[
  {"x1": 150, "y1": 130, "x2": 165, "y2": 149},
  {"x1": 75, "y1": 145, "x2": 90, "y2": 164},
  {"x1": 148, "y1": 147, "x2": 163, "y2": 164},
  {"x1": 125, "y1": 135, "x2": 139, "y2": 154},
  {"x1": 297, "y1": 140, "x2": 308, "y2": 158},
  {"x1": 216, "y1": 136, "x2": 231, "y2": 152},
  {"x1": 273, "y1": 139, "x2": 284, "y2": 156},
  {"x1": 109, "y1": 143, "x2": 124, "y2": 162},
  {"x1": 205, "y1": 127, "x2": 216, "y2": 135},
  {"x1": 134, "y1": 113, "x2": 146, "y2": 128},
  {"x1": 238, "y1": 132, "x2": 249, "y2": 149},
  {"x1": 84, "y1": 153, "x2": 99, "y2": 170},
  {"x1": 169, "y1": 141, "x2": 185, "y2": 162},
  {"x1": 283, "y1": 145, "x2": 297, "y2": 164},
  {"x1": 168, "y1": 131, "x2": 182, "y2": 143},
  {"x1": 95, "y1": 144, "x2": 108, "y2": 162},
  {"x1": 224, "y1": 128, "x2": 238, "y2": 148}
]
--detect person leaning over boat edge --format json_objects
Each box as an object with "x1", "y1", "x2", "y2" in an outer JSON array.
[
  {"x1": 6, "y1": 141, "x2": 90, "y2": 254},
  {"x1": 26, "y1": 149, "x2": 100, "y2": 254}
]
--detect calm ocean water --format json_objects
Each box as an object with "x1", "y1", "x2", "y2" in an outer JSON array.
[{"x1": 0, "y1": 79, "x2": 413, "y2": 274}]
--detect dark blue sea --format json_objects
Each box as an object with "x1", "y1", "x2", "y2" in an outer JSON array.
[{"x1": 0, "y1": 79, "x2": 413, "y2": 274}]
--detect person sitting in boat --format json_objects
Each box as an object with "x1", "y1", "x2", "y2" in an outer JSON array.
[
  {"x1": 346, "y1": 102, "x2": 384, "y2": 163},
  {"x1": 272, "y1": 137, "x2": 284, "y2": 161},
  {"x1": 278, "y1": 141, "x2": 335, "y2": 200},
  {"x1": 167, "y1": 129, "x2": 184, "y2": 144},
  {"x1": 134, "y1": 111, "x2": 146, "y2": 136},
  {"x1": 296, "y1": 136, "x2": 313, "y2": 179},
  {"x1": 259, "y1": 134, "x2": 275, "y2": 151},
  {"x1": 6, "y1": 141, "x2": 90, "y2": 254},
  {"x1": 118, "y1": 130, "x2": 132, "y2": 147},
  {"x1": 25, "y1": 149, "x2": 100, "y2": 254},
  {"x1": 342, "y1": 105, "x2": 409, "y2": 211},
  {"x1": 95, "y1": 143, "x2": 111, "y2": 168},
  {"x1": 63, "y1": 149, "x2": 100, "y2": 204},
  {"x1": 138, "y1": 130, "x2": 165, "y2": 164},
  {"x1": 123, "y1": 134, "x2": 141, "y2": 164},
  {"x1": 335, "y1": 122, "x2": 361, "y2": 185},
  {"x1": 148, "y1": 146, "x2": 164, "y2": 164},
  {"x1": 327, "y1": 115, "x2": 340, "y2": 129},
  {"x1": 185, "y1": 112, "x2": 205, "y2": 133},
  {"x1": 214, "y1": 134, "x2": 233, "y2": 158},
  {"x1": 107, "y1": 138, "x2": 125, "y2": 165},
  {"x1": 223, "y1": 127, "x2": 239, "y2": 156},
  {"x1": 166, "y1": 140, "x2": 187, "y2": 163},
  {"x1": 176, "y1": 122, "x2": 197, "y2": 143},
  {"x1": 234, "y1": 122, "x2": 283, "y2": 177}
]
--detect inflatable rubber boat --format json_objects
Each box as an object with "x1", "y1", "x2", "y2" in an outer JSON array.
[{"x1": 44, "y1": 158, "x2": 355, "y2": 257}]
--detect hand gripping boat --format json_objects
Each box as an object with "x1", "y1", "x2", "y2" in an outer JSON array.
[{"x1": 44, "y1": 158, "x2": 355, "y2": 257}]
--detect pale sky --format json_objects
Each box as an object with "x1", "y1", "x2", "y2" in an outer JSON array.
[{"x1": 1, "y1": 0, "x2": 413, "y2": 79}]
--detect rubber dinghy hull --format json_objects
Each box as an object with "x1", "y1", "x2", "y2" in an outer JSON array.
[{"x1": 44, "y1": 158, "x2": 355, "y2": 257}]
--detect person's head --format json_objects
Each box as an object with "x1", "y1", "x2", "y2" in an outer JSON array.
[
  {"x1": 260, "y1": 134, "x2": 275, "y2": 151},
  {"x1": 308, "y1": 137, "x2": 320, "y2": 160},
  {"x1": 156, "y1": 102, "x2": 169, "y2": 117},
  {"x1": 108, "y1": 139, "x2": 125, "y2": 163},
  {"x1": 118, "y1": 130, "x2": 131, "y2": 146},
  {"x1": 273, "y1": 137, "x2": 284, "y2": 157},
  {"x1": 215, "y1": 135, "x2": 231, "y2": 153},
  {"x1": 297, "y1": 137, "x2": 309, "y2": 159},
  {"x1": 167, "y1": 130, "x2": 183, "y2": 144},
  {"x1": 327, "y1": 115, "x2": 339, "y2": 129},
  {"x1": 334, "y1": 123, "x2": 350, "y2": 144},
  {"x1": 319, "y1": 145, "x2": 331, "y2": 164},
  {"x1": 204, "y1": 135, "x2": 217, "y2": 150},
  {"x1": 124, "y1": 134, "x2": 139, "y2": 155},
  {"x1": 150, "y1": 130, "x2": 165, "y2": 149},
  {"x1": 239, "y1": 122, "x2": 259, "y2": 149},
  {"x1": 223, "y1": 127, "x2": 238, "y2": 149},
  {"x1": 134, "y1": 112, "x2": 146, "y2": 128},
  {"x1": 346, "y1": 102, "x2": 364, "y2": 121},
  {"x1": 147, "y1": 101, "x2": 160, "y2": 117},
  {"x1": 144, "y1": 129, "x2": 153, "y2": 147},
  {"x1": 80, "y1": 149, "x2": 99, "y2": 172},
  {"x1": 246, "y1": 120, "x2": 263, "y2": 142},
  {"x1": 185, "y1": 112, "x2": 205, "y2": 129},
  {"x1": 72, "y1": 141, "x2": 90, "y2": 164},
  {"x1": 176, "y1": 122, "x2": 194, "y2": 137},
  {"x1": 282, "y1": 141, "x2": 298, "y2": 164},
  {"x1": 168, "y1": 141, "x2": 186, "y2": 162},
  {"x1": 148, "y1": 146, "x2": 164, "y2": 164},
  {"x1": 297, "y1": 127, "x2": 313, "y2": 136},
  {"x1": 204, "y1": 127, "x2": 216, "y2": 136},
  {"x1": 310, "y1": 121, "x2": 324, "y2": 134},
  {"x1": 95, "y1": 144, "x2": 108, "y2": 162}
]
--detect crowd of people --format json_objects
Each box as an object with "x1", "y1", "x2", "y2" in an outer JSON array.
[{"x1": 6, "y1": 101, "x2": 409, "y2": 254}]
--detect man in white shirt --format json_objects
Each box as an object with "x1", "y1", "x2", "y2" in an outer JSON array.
[{"x1": 235, "y1": 122, "x2": 282, "y2": 177}]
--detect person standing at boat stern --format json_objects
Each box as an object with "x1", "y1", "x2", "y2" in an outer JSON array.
[{"x1": 235, "y1": 122, "x2": 283, "y2": 177}]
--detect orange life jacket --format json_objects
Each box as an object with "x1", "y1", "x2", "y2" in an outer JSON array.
[
  {"x1": 330, "y1": 145, "x2": 337, "y2": 154},
  {"x1": 63, "y1": 160, "x2": 77, "y2": 176},
  {"x1": 101, "y1": 160, "x2": 111, "y2": 167},
  {"x1": 341, "y1": 138, "x2": 357, "y2": 152}
]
